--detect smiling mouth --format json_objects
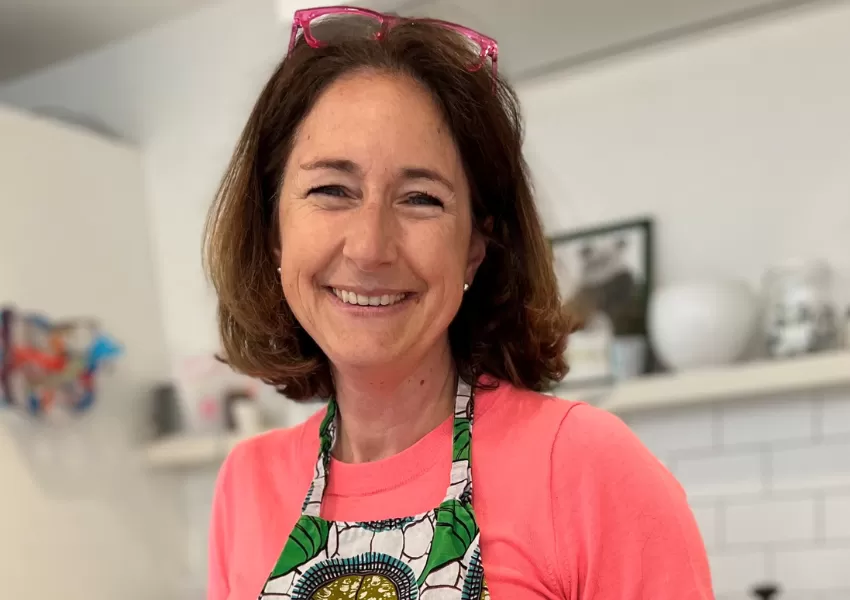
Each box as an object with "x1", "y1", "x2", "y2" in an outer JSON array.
[{"x1": 331, "y1": 288, "x2": 410, "y2": 307}]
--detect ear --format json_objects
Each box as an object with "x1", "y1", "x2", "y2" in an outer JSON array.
[
  {"x1": 465, "y1": 227, "x2": 487, "y2": 284},
  {"x1": 268, "y1": 207, "x2": 283, "y2": 267},
  {"x1": 268, "y1": 221, "x2": 282, "y2": 269},
  {"x1": 269, "y1": 243, "x2": 282, "y2": 276}
]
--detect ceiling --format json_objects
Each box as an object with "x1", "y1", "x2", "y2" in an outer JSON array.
[
  {"x1": 0, "y1": 0, "x2": 214, "y2": 82},
  {"x1": 397, "y1": 0, "x2": 826, "y2": 81},
  {"x1": 0, "y1": 0, "x2": 828, "y2": 84}
]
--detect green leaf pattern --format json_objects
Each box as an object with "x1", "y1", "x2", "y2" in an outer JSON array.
[
  {"x1": 269, "y1": 516, "x2": 330, "y2": 579},
  {"x1": 417, "y1": 500, "x2": 479, "y2": 586},
  {"x1": 452, "y1": 417, "x2": 471, "y2": 462}
]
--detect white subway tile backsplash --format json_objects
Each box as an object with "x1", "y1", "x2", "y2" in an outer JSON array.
[
  {"x1": 771, "y1": 440, "x2": 850, "y2": 491},
  {"x1": 822, "y1": 390, "x2": 850, "y2": 438},
  {"x1": 709, "y1": 551, "x2": 768, "y2": 596},
  {"x1": 724, "y1": 497, "x2": 816, "y2": 545},
  {"x1": 809, "y1": 593, "x2": 850, "y2": 600},
  {"x1": 721, "y1": 394, "x2": 814, "y2": 447},
  {"x1": 725, "y1": 592, "x2": 850, "y2": 600},
  {"x1": 718, "y1": 591, "x2": 850, "y2": 600},
  {"x1": 824, "y1": 493, "x2": 850, "y2": 540},
  {"x1": 774, "y1": 547, "x2": 850, "y2": 590},
  {"x1": 623, "y1": 406, "x2": 715, "y2": 457},
  {"x1": 690, "y1": 503, "x2": 719, "y2": 549},
  {"x1": 810, "y1": 591, "x2": 850, "y2": 600},
  {"x1": 674, "y1": 450, "x2": 764, "y2": 497}
]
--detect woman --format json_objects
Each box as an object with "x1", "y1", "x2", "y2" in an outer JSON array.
[{"x1": 204, "y1": 6, "x2": 713, "y2": 600}]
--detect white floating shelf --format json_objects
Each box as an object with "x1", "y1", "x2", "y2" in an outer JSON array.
[
  {"x1": 143, "y1": 432, "x2": 244, "y2": 469},
  {"x1": 143, "y1": 351, "x2": 850, "y2": 469},
  {"x1": 551, "y1": 350, "x2": 850, "y2": 415}
]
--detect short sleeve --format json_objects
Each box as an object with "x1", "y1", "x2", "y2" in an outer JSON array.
[{"x1": 551, "y1": 404, "x2": 714, "y2": 600}]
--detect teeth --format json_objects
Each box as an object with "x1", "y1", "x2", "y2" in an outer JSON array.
[{"x1": 333, "y1": 289, "x2": 406, "y2": 307}]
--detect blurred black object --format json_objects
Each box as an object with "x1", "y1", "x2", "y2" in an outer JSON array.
[
  {"x1": 151, "y1": 383, "x2": 183, "y2": 438},
  {"x1": 750, "y1": 582, "x2": 780, "y2": 600},
  {"x1": 223, "y1": 388, "x2": 254, "y2": 431}
]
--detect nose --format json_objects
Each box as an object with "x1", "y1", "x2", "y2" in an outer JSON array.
[{"x1": 342, "y1": 198, "x2": 398, "y2": 271}]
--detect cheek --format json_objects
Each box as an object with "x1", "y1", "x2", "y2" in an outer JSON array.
[
  {"x1": 278, "y1": 206, "x2": 324, "y2": 289},
  {"x1": 405, "y1": 222, "x2": 468, "y2": 280}
]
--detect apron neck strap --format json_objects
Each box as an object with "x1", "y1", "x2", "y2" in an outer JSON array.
[{"x1": 300, "y1": 378, "x2": 476, "y2": 517}]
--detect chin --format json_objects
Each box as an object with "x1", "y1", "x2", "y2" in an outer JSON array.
[
  {"x1": 327, "y1": 348, "x2": 404, "y2": 371},
  {"x1": 325, "y1": 326, "x2": 422, "y2": 365}
]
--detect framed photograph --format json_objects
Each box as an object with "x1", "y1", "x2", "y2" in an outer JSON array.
[{"x1": 550, "y1": 218, "x2": 654, "y2": 387}]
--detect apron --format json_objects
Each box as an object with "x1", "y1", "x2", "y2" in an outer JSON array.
[{"x1": 259, "y1": 379, "x2": 490, "y2": 600}]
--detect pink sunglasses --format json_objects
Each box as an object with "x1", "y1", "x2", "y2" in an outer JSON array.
[{"x1": 288, "y1": 5, "x2": 499, "y2": 82}]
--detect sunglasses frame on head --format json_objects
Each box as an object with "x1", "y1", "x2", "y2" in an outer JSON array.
[{"x1": 288, "y1": 5, "x2": 499, "y2": 83}]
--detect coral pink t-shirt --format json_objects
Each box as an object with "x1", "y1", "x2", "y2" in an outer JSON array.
[{"x1": 207, "y1": 381, "x2": 714, "y2": 600}]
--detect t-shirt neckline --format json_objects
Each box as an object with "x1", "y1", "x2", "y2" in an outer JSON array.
[{"x1": 322, "y1": 380, "x2": 502, "y2": 498}]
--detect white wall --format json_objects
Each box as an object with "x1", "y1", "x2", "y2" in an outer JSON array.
[
  {"x1": 521, "y1": 1, "x2": 850, "y2": 305},
  {"x1": 0, "y1": 105, "x2": 181, "y2": 598},
  {"x1": 0, "y1": 0, "x2": 298, "y2": 362}
]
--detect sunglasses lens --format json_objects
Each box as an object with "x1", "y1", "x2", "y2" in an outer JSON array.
[
  {"x1": 403, "y1": 21, "x2": 485, "y2": 71},
  {"x1": 306, "y1": 13, "x2": 383, "y2": 45}
]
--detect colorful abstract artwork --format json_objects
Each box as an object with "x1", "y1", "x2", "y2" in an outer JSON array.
[{"x1": 0, "y1": 307, "x2": 122, "y2": 418}]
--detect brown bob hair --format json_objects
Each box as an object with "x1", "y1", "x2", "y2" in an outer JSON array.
[{"x1": 203, "y1": 18, "x2": 574, "y2": 400}]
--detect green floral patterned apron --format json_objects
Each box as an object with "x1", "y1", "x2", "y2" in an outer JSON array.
[{"x1": 259, "y1": 379, "x2": 490, "y2": 600}]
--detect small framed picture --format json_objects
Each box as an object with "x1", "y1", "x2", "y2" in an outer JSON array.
[{"x1": 550, "y1": 218, "x2": 654, "y2": 386}]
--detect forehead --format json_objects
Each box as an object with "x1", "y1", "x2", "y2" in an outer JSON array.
[{"x1": 289, "y1": 70, "x2": 463, "y2": 174}]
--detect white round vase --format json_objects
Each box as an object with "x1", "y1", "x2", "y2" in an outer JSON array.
[{"x1": 648, "y1": 280, "x2": 758, "y2": 371}]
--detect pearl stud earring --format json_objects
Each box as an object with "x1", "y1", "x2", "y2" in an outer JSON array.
[{"x1": 463, "y1": 283, "x2": 470, "y2": 292}]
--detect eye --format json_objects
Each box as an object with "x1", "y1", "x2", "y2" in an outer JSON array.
[
  {"x1": 405, "y1": 192, "x2": 444, "y2": 208},
  {"x1": 308, "y1": 185, "x2": 349, "y2": 198}
]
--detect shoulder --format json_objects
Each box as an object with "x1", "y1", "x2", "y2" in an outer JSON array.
[
  {"x1": 553, "y1": 396, "x2": 661, "y2": 465},
  {"x1": 474, "y1": 380, "x2": 596, "y2": 462},
  {"x1": 543, "y1": 392, "x2": 685, "y2": 507},
  {"x1": 475, "y1": 379, "x2": 582, "y2": 432},
  {"x1": 476, "y1": 379, "x2": 663, "y2": 485}
]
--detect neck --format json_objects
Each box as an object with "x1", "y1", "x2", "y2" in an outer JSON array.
[{"x1": 331, "y1": 341, "x2": 456, "y2": 464}]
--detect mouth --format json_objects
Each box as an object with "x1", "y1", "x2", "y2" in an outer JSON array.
[{"x1": 329, "y1": 287, "x2": 411, "y2": 308}]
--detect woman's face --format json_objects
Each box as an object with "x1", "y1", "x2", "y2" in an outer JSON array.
[{"x1": 278, "y1": 70, "x2": 485, "y2": 372}]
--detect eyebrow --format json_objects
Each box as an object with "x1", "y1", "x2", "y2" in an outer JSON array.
[
  {"x1": 401, "y1": 167, "x2": 455, "y2": 193},
  {"x1": 300, "y1": 158, "x2": 359, "y2": 174},
  {"x1": 299, "y1": 159, "x2": 455, "y2": 193}
]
